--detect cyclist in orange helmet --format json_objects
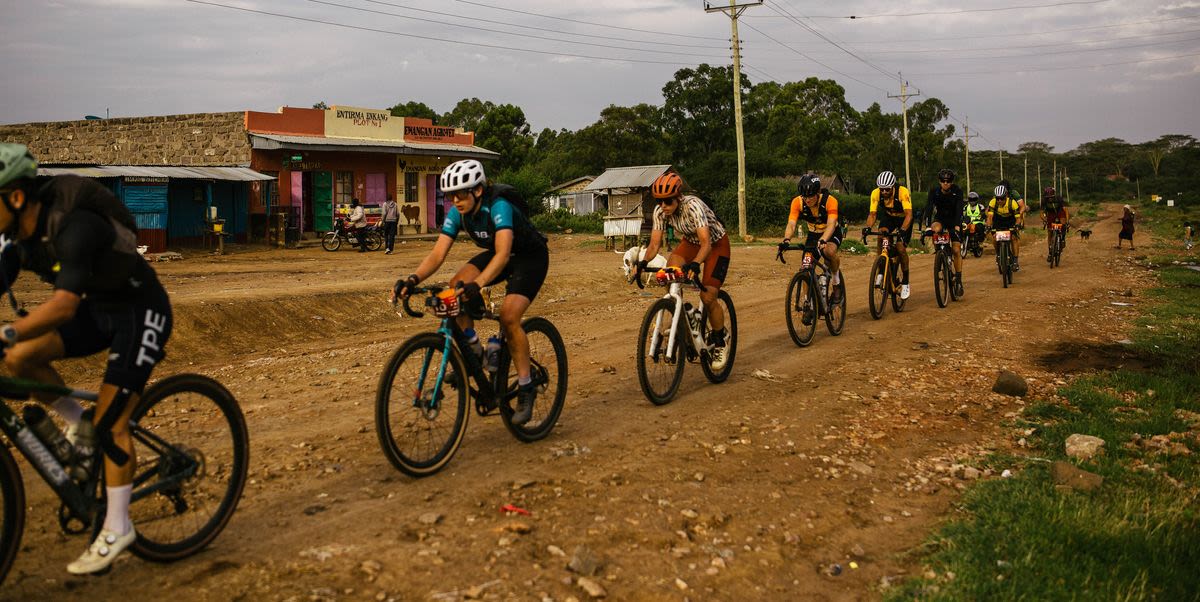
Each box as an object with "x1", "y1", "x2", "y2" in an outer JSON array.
[{"x1": 635, "y1": 172, "x2": 732, "y2": 369}]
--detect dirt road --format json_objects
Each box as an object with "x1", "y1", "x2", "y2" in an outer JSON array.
[{"x1": 3, "y1": 206, "x2": 1154, "y2": 601}]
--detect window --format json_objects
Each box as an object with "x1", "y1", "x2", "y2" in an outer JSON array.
[
  {"x1": 335, "y1": 171, "x2": 353, "y2": 205},
  {"x1": 405, "y1": 172, "x2": 419, "y2": 204}
]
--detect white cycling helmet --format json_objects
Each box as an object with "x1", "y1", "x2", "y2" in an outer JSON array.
[
  {"x1": 440, "y1": 159, "x2": 486, "y2": 193},
  {"x1": 876, "y1": 171, "x2": 896, "y2": 189},
  {"x1": 994, "y1": 185, "x2": 1008, "y2": 198}
]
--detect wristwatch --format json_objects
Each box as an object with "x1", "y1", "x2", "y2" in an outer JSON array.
[{"x1": 0, "y1": 325, "x2": 17, "y2": 346}]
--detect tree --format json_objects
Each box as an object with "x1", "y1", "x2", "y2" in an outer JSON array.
[
  {"x1": 312, "y1": 101, "x2": 329, "y2": 110},
  {"x1": 388, "y1": 101, "x2": 439, "y2": 122},
  {"x1": 441, "y1": 98, "x2": 496, "y2": 133},
  {"x1": 1075, "y1": 138, "x2": 1134, "y2": 179},
  {"x1": 474, "y1": 103, "x2": 534, "y2": 173},
  {"x1": 571, "y1": 104, "x2": 668, "y2": 175},
  {"x1": 661, "y1": 64, "x2": 750, "y2": 175},
  {"x1": 905, "y1": 98, "x2": 955, "y2": 192},
  {"x1": 750, "y1": 78, "x2": 859, "y2": 175}
]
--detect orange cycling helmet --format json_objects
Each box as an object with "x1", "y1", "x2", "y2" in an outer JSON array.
[{"x1": 651, "y1": 173, "x2": 683, "y2": 199}]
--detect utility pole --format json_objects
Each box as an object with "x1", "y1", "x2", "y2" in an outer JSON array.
[
  {"x1": 999, "y1": 149, "x2": 1004, "y2": 180},
  {"x1": 1065, "y1": 170, "x2": 1071, "y2": 204},
  {"x1": 706, "y1": 0, "x2": 762, "y2": 240},
  {"x1": 889, "y1": 76, "x2": 921, "y2": 189},
  {"x1": 1024, "y1": 155, "x2": 1028, "y2": 203},
  {"x1": 954, "y1": 117, "x2": 978, "y2": 193},
  {"x1": 1052, "y1": 159, "x2": 1058, "y2": 194}
]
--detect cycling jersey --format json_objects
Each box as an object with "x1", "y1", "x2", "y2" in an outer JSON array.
[
  {"x1": 787, "y1": 193, "x2": 839, "y2": 234},
  {"x1": 1043, "y1": 208, "x2": 1069, "y2": 224},
  {"x1": 869, "y1": 186, "x2": 912, "y2": 218},
  {"x1": 988, "y1": 197, "x2": 1021, "y2": 219},
  {"x1": 652, "y1": 195, "x2": 726, "y2": 246},
  {"x1": 441, "y1": 189, "x2": 546, "y2": 254},
  {"x1": 925, "y1": 184, "x2": 963, "y2": 227},
  {"x1": 964, "y1": 203, "x2": 985, "y2": 224}
]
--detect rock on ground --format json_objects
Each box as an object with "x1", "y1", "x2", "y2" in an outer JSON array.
[{"x1": 1065, "y1": 434, "x2": 1106, "y2": 460}]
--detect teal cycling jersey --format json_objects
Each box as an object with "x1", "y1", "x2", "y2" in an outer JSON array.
[{"x1": 440, "y1": 194, "x2": 546, "y2": 253}]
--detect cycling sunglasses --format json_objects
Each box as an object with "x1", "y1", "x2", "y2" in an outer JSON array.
[{"x1": 939, "y1": 178, "x2": 953, "y2": 183}]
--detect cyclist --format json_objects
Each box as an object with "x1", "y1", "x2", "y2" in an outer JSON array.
[
  {"x1": 864, "y1": 170, "x2": 914, "y2": 299},
  {"x1": 986, "y1": 184, "x2": 1025, "y2": 271},
  {"x1": 779, "y1": 174, "x2": 844, "y2": 311},
  {"x1": 391, "y1": 159, "x2": 549, "y2": 426},
  {"x1": 635, "y1": 172, "x2": 731, "y2": 369},
  {"x1": 0, "y1": 143, "x2": 173, "y2": 574},
  {"x1": 923, "y1": 168, "x2": 965, "y2": 292},
  {"x1": 963, "y1": 191, "x2": 986, "y2": 249},
  {"x1": 1040, "y1": 186, "x2": 1070, "y2": 259}
]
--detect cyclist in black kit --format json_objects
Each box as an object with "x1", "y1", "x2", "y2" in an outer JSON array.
[
  {"x1": 923, "y1": 168, "x2": 965, "y2": 293},
  {"x1": 0, "y1": 143, "x2": 172, "y2": 575}
]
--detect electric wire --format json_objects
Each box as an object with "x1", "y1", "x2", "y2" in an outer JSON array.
[
  {"x1": 756, "y1": 0, "x2": 1114, "y2": 20},
  {"x1": 766, "y1": 1, "x2": 902, "y2": 84},
  {"x1": 846, "y1": 13, "x2": 1200, "y2": 45},
  {"x1": 738, "y1": 20, "x2": 891, "y2": 94},
  {"x1": 451, "y1": 0, "x2": 727, "y2": 41}
]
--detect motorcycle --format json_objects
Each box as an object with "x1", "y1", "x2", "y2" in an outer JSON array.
[
  {"x1": 322, "y1": 218, "x2": 384, "y2": 252},
  {"x1": 961, "y1": 222, "x2": 986, "y2": 258}
]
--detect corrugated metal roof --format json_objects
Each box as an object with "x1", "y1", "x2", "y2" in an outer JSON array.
[
  {"x1": 584, "y1": 165, "x2": 673, "y2": 191},
  {"x1": 249, "y1": 133, "x2": 499, "y2": 158},
  {"x1": 38, "y1": 166, "x2": 275, "y2": 181}
]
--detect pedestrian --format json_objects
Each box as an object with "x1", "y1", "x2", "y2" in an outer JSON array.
[
  {"x1": 1184, "y1": 220, "x2": 1194, "y2": 251},
  {"x1": 381, "y1": 195, "x2": 399, "y2": 254},
  {"x1": 1117, "y1": 204, "x2": 1136, "y2": 250},
  {"x1": 348, "y1": 198, "x2": 369, "y2": 253}
]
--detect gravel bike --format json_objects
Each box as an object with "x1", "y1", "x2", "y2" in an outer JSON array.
[
  {"x1": 991, "y1": 226, "x2": 1021, "y2": 288},
  {"x1": 776, "y1": 242, "x2": 845, "y2": 346},
  {"x1": 921, "y1": 228, "x2": 963, "y2": 308},
  {"x1": 1046, "y1": 222, "x2": 1066, "y2": 268},
  {"x1": 862, "y1": 229, "x2": 907, "y2": 319},
  {"x1": 0, "y1": 373, "x2": 249, "y2": 584},
  {"x1": 376, "y1": 286, "x2": 567, "y2": 478}
]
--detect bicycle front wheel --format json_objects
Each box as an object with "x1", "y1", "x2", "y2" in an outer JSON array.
[
  {"x1": 785, "y1": 271, "x2": 817, "y2": 347},
  {"x1": 999, "y1": 243, "x2": 1011, "y2": 288},
  {"x1": 321, "y1": 232, "x2": 341, "y2": 251},
  {"x1": 868, "y1": 256, "x2": 887, "y2": 320},
  {"x1": 701, "y1": 290, "x2": 737, "y2": 384},
  {"x1": 128, "y1": 373, "x2": 249, "y2": 562},
  {"x1": 498, "y1": 317, "x2": 568, "y2": 442},
  {"x1": 637, "y1": 299, "x2": 686, "y2": 405},
  {"x1": 934, "y1": 251, "x2": 950, "y2": 308},
  {"x1": 376, "y1": 333, "x2": 469, "y2": 477},
  {"x1": 0, "y1": 444, "x2": 25, "y2": 585},
  {"x1": 825, "y1": 270, "x2": 846, "y2": 336}
]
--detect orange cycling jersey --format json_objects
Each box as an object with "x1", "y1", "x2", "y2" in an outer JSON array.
[
  {"x1": 1043, "y1": 207, "x2": 1069, "y2": 224},
  {"x1": 788, "y1": 194, "x2": 839, "y2": 233}
]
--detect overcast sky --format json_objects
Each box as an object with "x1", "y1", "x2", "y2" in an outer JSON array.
[{"x1": 3, "y1": 0, "x2": 1199, "y2": 152}]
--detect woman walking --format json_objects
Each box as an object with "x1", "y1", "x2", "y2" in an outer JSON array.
[{"x1": 1117, "y1": 204, "x2": 1136, "y2": 250}]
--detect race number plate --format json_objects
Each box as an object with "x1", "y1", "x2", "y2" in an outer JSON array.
[
  {"x1": 994, "y1": 230, "x2": 1012, "y2": 242},
  {"x1": 881, "y1": 237, "x2": 890, "y2": 248},
  {"x1": 802, "y1": 253, "x2": 814, "y2": 268},
  {"x1": 1051, "y1": 223, "x2": 1064, "y2": 230},
  {"x1": 934, "y1": 233, "x2": 950, "y2": 244}
]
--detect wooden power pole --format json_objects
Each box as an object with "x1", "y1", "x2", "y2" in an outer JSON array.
[{"x1": 889, "y1": 76, "x2": 921, "y2": 190}]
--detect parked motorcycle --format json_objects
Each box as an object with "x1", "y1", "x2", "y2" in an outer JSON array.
[
  {"x1": 322, "y1": 218, "x2": 383, "y2": 252},
  {"x1": 961, "y1": 222, "x2": 986, "y2": 258}
]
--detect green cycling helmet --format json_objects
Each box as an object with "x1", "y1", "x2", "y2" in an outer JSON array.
[{"x1": 0, "y1": 143, "x2": 38, "y2": 189}]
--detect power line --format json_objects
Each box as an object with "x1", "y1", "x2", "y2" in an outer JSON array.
[
  {"x1": 296, "y1": 0, "x2": 732, "y2": 59},
  {"x1": 905, "y1": 49, "x2": 1200, "y2": 76},
  {"x1": 352, "y1": 0, "x2": 726, "y2": 49},
  {"x1": 845, "y1": 13, "x2": 1200, "y2": 45},
  {"x1": 184, "y1": 0, "x2": 699, "y2": 66},
  {"x1": 765, "y1": 1, "x2": 901, "y2": 84},
  {"x1": 842, "y1": 26, "x2": 1200, "y2": 56},
  {"x1": 451, "y1": 0, "x2": 727, "y2": 41},
  {"x1": 738, "y1": 20, "x2": 890, "y2": 94},
  {"x1": 906, "y1": 33, "x2": 1200, "y2": 61},
  {"x1": 755, "y1": 0, "x2": 1113, "y2": 20}
]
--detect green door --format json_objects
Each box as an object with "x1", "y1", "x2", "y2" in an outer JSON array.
[{"x1": 313, "y1": 171, "x2": 334, "y2": 231}]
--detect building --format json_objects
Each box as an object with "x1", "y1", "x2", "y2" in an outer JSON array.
[
  {"x1": 584, "y1": 165, "x2": 686, "y2": 249},
  {"x1": 0, "y1": 105, "x2": 497, "y2": 251},
  {"x1": 542, "y1": 175, "x2": 601, "y2": 215}
]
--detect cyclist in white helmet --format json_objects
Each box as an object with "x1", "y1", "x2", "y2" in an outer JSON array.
[
  {"x1": 864, "y1": 171, "x2": 914, "y2": 299},
  {"x1": 986, "y1": 184, "x2": 1025, "y2": 271},
  {"x1": 390, "y1": 159, "x2": 549, "y2": 425}
]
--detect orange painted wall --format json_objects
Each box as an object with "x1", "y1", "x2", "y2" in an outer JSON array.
[{"x1": 245, "y1": 106, "x2": 325, "y2": 136}]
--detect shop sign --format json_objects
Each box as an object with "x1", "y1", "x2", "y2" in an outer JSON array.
[
  {"x1": 283, "y1": 160, "x2": 323, "y2": 171},
  {"x1": 125, "y1": 176, "x2": 168, "y2": 184},
  {"x1": 397, "y1": 158, "x2": 448, "y2": 174},
  {"x1": 325, "y1": 105, "x2": 404, "y2": 140}
]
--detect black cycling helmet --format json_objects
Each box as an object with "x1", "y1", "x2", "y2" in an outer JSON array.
[
  {"x1": 937, "y1": 168, "x2": 956, "y2": 183},
  {"x1": 797, "y1": 174, "x2": 821, "y2": 197}
]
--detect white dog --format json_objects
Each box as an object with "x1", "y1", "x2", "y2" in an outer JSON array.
[{"x1": 620, "y1": 245, "x2": 667, "y2": 279}]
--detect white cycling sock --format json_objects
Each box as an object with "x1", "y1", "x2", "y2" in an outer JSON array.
[
  {"x1": 52, "y1": 396, "x2": 84, "y2": 425},
  {"x1": 831, "y1": 273, "x2": 841, "y2": 286},
  {"x1": 103, "y1": 485, "x2": 133, "y2": 535}
]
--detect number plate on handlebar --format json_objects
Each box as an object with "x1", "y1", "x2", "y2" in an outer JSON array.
[
  {"x1": 934, "y1": 233, "x2": 950, "y2": 244},
  {"x1": 1051, "y1": 223, "x2": 1064, "y2": 230},
  {"x1": 429, "y1": 290, "x2": 461, "y2": 317},
  {"x1": 994, "y1": 230, "x2": 1012, "y2": 242},
  {"x1": 881, "y1": 237, "x2": 890, "y2": 249},
  {"x1": 801, "y1": 253, "x2": 814, "y2": 268}
]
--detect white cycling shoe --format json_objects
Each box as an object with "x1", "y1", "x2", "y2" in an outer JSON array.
[
  {"x1": 900, "y1": 284, "x2": 911, "y2": 300},
  {"x1": 708, "y1": 345, "x2": 728, "y2": 370},
  {"x1": 67, "y1": 527, "x2": 136, "y2": 575}
]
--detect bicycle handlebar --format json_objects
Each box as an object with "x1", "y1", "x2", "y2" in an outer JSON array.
[{"x1": 775, "y1": 242, "x2": 826, "y2": 265}]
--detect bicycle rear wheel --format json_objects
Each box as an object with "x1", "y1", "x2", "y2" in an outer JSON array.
[
  {"x1": 498, "y1": 317, "x2": 568, "y2": 442},
  {"x1": 128, "y1": 373, "x2": 249, "y2": 562},
  {"x1": 868, "y1": 256, "x2": 887, "y2": 320},
  {"x1": 824, "y1": 270, "x2": 846, "y2": 336},
  {"x1": 376, "y1": 333, "x2": 470, "y2": 477},
  {"x1": 700, "y1": 290, "x2": 737, "y2": 384},
  {"x1": 0, "y1": 444, "x2": 24, "y2": 585},
  {"x1": 933, "y1": 251, "x2": 950, "y2": 308},
  {"x1": 637, "y1": 299, "x2": 685, "y2": 405},
  {"x1": 999, "y1": 243, "x2": 1011, "y2": 288},
  {"x1": 785, "y1": 271, "x2": 817, "y2": 347}
]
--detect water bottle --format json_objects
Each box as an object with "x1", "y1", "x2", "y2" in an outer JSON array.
[
  {"x1": 817, "y1": 273, "x2": 829, "y2": 312},
  {"x1": 23, "y1": 405, "x2": 74, "y2": 466},
  {"x1": 484, "y1": 336, "x2": 502, "y2": 373},
  {"x1": 70, "y1": 410, "x2": 97, "y2": 483},
  {"x1": 464, "y1": 328, "x2": 483, "y2": 361}
]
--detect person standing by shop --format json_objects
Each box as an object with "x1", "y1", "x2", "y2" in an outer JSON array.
[{"x1": 381, "y1": 195, "x2": 399, "y2": 254}]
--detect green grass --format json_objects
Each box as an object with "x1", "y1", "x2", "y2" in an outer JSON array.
[{"x1": 888, "y1": 266, "x2": 1200, "y2": 601}]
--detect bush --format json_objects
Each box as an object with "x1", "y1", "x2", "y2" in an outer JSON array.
[{"x1": 531, "y1": 209, "x2": 604, "y2": 234}]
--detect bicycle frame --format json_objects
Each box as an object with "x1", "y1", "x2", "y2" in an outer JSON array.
[
  {"x1": 648, "y1": 280, "x2": 708, "y2": 364},
  {"x1": 863, "y1": 230, "x2": 903, "y2": 294}
]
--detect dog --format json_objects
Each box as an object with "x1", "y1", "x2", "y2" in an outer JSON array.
[
  {"x1": 620, "y1": 245, "x2": 667, "y2": 279},
  {"x1": 1078, "y1": 229, "x2": 1092, "y2": 241}
]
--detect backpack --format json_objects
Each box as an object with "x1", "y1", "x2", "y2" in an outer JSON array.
[
  {"x1": 41, "y1": 176, "x2": 140, "y2": 256},
  {"x1": 484, "y1": 183, "x2": 529, "y2": 216}
]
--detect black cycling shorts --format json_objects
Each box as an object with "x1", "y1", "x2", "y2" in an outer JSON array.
[
  {"x1": 467, "y1": 247, "x2": 550, "y2": 301},
  {"x1": 58, "y1": 286, "x2": 173, "y2": 393},
  {"x1": 804, "y1": 231, "x2": 842, "y2": 249},
  {"x1": 993, "y1": 217, "x2": 1018, "y2": 234},
  {"x1": 880, "y1": 216, "x2": 913, "y2": 244}
]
